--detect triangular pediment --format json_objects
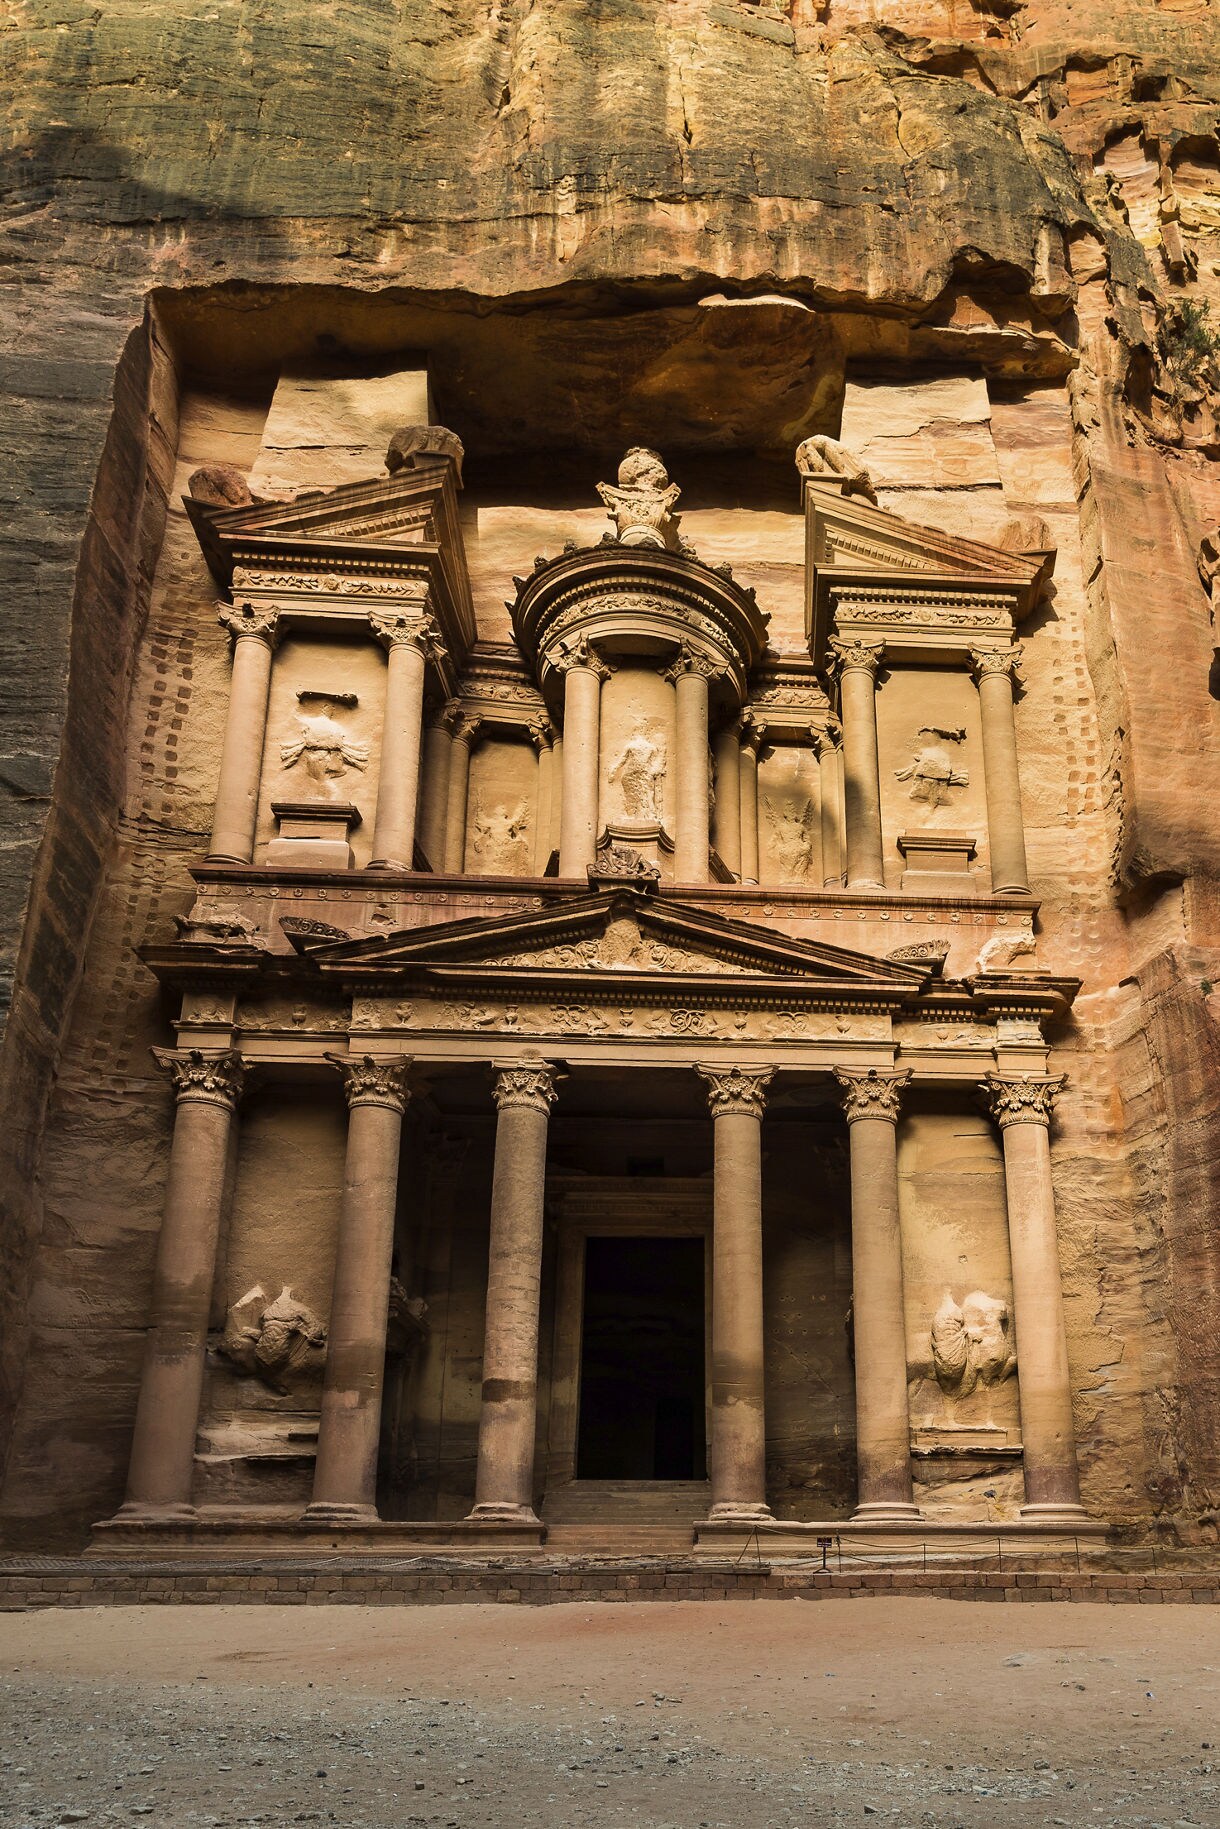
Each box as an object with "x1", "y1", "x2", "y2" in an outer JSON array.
[
  {"x1": 807, "y1": 491, "x2": 1045, "y2": 585},
  {"x1": 305, "y1": 890, "x2": 932, "y2": 1003}
]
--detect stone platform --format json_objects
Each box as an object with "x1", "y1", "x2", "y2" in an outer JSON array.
[{"x1": 1, "y1": 1556, "x2": 1216, "y2": 1612}]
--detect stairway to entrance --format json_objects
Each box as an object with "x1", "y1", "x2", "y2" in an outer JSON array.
[{"x1": 541, "y1": 1480, "x2": 709, "y2": 1553}]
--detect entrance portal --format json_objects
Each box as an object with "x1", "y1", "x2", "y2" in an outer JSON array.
[{"x1": 576, "y1": 1236, "x2": 707, "y2": 1481}]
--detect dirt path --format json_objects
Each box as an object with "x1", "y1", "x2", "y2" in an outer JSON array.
[{"x1": 1, "y1": 1600, "x2": 1217, "y2": 1826}]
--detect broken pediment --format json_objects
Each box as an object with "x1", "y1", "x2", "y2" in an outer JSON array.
[{"x1": 299, "y1": 889, "x2": 935, "y2": 1006}]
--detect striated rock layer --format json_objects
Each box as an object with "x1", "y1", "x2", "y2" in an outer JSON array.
[{"x1": 2, "y1": 0, "x2": 1220, "y2": 1545}]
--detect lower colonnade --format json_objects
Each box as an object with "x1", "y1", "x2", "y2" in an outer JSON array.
[{"x1": 100, "y1": 1043, "x2": 1096, "y2": 1555}]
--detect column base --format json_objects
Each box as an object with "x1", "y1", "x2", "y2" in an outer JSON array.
[
  {"x1": 846, "y1": 877, "x2": 887, "y2": 891},
  {"x1": 110, "y1": 1500, "x2": 198, "y2": 1523},
  {"x1": 707, "y1": 1501, "x2": 773, "y2": 1524},
  {"x1": 464, "y1": 1501, "x2": 542, "y2": 1525},
  {"x1": 301, "y1": 1502, "x2": 380, "y2": 1526},
  {"x1": 1018, "y1": 1501, "x2": 1092, "y2": 1525},
  {"x1": 851, "y1": 1501, "x2": 924, "y2": 1523}
]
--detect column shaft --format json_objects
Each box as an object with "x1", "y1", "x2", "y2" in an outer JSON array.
[
  {"x1": 738, "y1": 729, "x2": 760, "y2": 886},
  {"x1": 698, "y1": 1067, "x2": 773, "y2": 1521},
  {"x1": 832, "y1": 641, "x2": 885, "y2": 888},
  {"x1": 816, "y1": 728, "x2": 844, "y2": 887},
  {"x1": 673, "y1": 666, "x2": 711, "y2": 883},
  {"x1": 712, "y1": 723, "x2": 742, "y2": 876},
  {"x1": 119, "y1": 1052, "x2": 243, "y2": 1518},
  {"x1": 549, "y1": 735, "x2": 564, "y2": 862},
  {"x1": 558, "y1": 662, "x2": 603, "y2": 879},
  {"x1": 369, "y1": 626, "x2": 430, "y2": 869},
  {"x1": 418, "y1": 709, "x2": 455, "y2": 872},
  {"x1": 973, "y1": 650, "x2": 1030, "y2": 894},
  {"x1": 983, "y1": 1075, "x2": 1085, "y2": 1519},
  {"x1": 307, "y1": 1058, "x2": 410, "y2": 1523},
  {"x1": 209, "y1": 607, "x2": 278, "y2": 864},
  {"x1": 443, "y1": 721, "x2": 476, "y2": 873},
  {"x1": 469, "y1": 1066, "x2": 557, "y2": 1522},
  {"x1": 534, "y1": 739, "x2": 554, "y2": 875},
  {"x1": 836, "y1": 1069, "x2": 920, "y2": 1521}
]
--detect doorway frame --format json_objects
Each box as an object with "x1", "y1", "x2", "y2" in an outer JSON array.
[{"x1": 542, "y1": 1177, "x2": 712, "y2": 1493}]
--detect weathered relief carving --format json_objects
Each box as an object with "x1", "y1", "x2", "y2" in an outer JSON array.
[
  {"x1": 608, "y1": 729, "x2": 667, "y2": 821},
  {"x1": 588, "y1": 840, "x2": 661, "y2": 886},
  {"x1": 469, "y1": 793, "x2": 531, "y2": 873},
  {"x1": 795, "y1": 434, "x2": 877, "y2": 503},
  {"x1": 895, "y1": 727, "x2": 969, "y2": 809},
  {"x1": 597, "y1": 447, "x2": 683, "y2": 551},
  {"x1": 887, "y1": 940, "x2": 951, "y2": 973},
  {"x1": 278, "y1": 916, "x2": 352, "y2": 948},
  {"x1": 280, "y1": 693, "x2": 369, "y2": 795},
  {"x1": 930, "y1": 1291, "x2": 1017, "y2": 1396},
  {"x1": 975, "y1": 930, "x2": 1037, "y2": 973},
  {"x1": 764, "y1": 796, "x2": 815, "y2": 879},
  {"x1": 385, "y1": 423, "x2": 465, "y2": 480},
  {"x1": 173, "y1": 904, "x2": 261, "y2": 946},
  {"x1": 218, "y1": 1284, "x2": 327, "y2": 1393}
]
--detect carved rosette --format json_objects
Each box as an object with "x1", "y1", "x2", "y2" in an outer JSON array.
[
  {"x1": 152, "y1": 1047, "x2": 245, "y2": 1109},
  {"x1": 368, "y1": 606, "x2": 444, "y2": 661},
  {"x1": 218, "y1": 599, "x2": 280, "y2": 644},
  {"x1": 492, "y1": 1063, "x2": 559, "y2": 1115},
  {"x1": 553, "y1": 634, "x2": 612, "y2": 682},
  {"x1": 970, "y1": 644, "x2": 1023, "y2": 686},
  {"x1": 696, "y1": 1064, "x2": 775, "y2": 1120},
  {"x1": 980, "y1": 1073, "x2": 1064, "y2": 1129},
  {"x1": 828, "y1": 636, "x2": 885, "y2": 679},
  {"x1": 834, "y1": 1067, "x2": 912, "y2": 1125},
  {"x1": 328, "y1": 1053, "x2": 413, "y2": 1113},
  {"x1": 663, "y1": 642, "x2": 720, "y2": 685}
]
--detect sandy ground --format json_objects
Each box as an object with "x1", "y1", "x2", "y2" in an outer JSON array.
[{"x1": 0, "y1": 1600, "x2": 1217, "y2": 1828}]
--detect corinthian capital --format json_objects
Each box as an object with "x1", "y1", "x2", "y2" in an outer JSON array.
[
  {"x1": 980, "y1": 1072, "x2": 1064, "y2": 1129},
  {"x1": 368, "y1": 607, "x2": 445, "y2": 661},
  {"x1": 492, "y1": 1062, "x2": 559, "y2": 1115},
  {"x1": 696, "y1": 1064, "x2": 775, "y2": 1120},
  {"x1": 554, "y1": 634, "x2": 611, "y2": 682},
  {"x1": 834, "y1": 1066, "x2": 911, "y2": 1125},
  {"x1": 664, "y1": 642, "x2": 720, "y2": 685},
  {"x1": 328, "y1": 1053, "x2": 413, "y2": 1113},
  {"x1": 828, "y1": 636, "x2": 884, "y2": 679},
  {"x1": 218, "y1": 599, "x2": 280, "y2": 644},
  {"x1": 152, "y1": 1047, "x2": 245, "y2": 1109},
  {"x1": 970, "y1": 644, "x2": 1023, "y2": 685}
]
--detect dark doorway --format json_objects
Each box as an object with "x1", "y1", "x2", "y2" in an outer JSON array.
[{"x1": 576, "y1": 1236, "x2": 707, "y2": 1480}]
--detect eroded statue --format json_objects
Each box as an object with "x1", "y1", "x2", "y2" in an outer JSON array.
[
  {"x1": 469, "y1": 794, "x2": 531, "y2": 871},
  {"x1": 597, "y1": 447, "x2": 683, "y2": 551},
  {"x1": 219, "y1": 1284, "x2": 327, "y2": 1393},
  {"x1": 931, "y1": 1290, "x2": 1016, "y2": 1396},
  {"x1": 895, "y1": 727, "x2": 969, "y2": 808},
  {"x1": 280, "y1": 694, "x2": 369, "y2": 796},
  {"x1": 794, "y1": 434, "x2": 877, "y2": 503},
  {"x1": 764, "y1": 796, "x2": 815, "y2": 879},
  {"x1": 608, "y1": 730, "x2": 667, "y2": 820}
]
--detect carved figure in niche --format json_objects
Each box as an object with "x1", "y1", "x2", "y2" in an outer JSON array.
[
  {"x1": 894, "y1": 727, "x2": 969, "y2": 809},
  {"x1": 469, "y1": 794, "x2": 531, "y2": 872},
  {"x1": 219, "y1": 1285, "x2": 327, "y2": 1394},
  {"x1": 596, "y1": 447, "x2": 683, "y2": 551},
  {"x1": 931, "y1": 1291, "x2": 1016, "y2": 1396},
  {"x1": 764, "y1": 796, "x2": 815, "y2": 879},
  {"x1": 280, "y1": 693, "x2": 369, "y2": 797},
  {"x1": 608, "y1": 729, "x2": 667, "y2": 821},
  {"x1": 794, "y1": 434, "x2": 877, "y2": 503}
]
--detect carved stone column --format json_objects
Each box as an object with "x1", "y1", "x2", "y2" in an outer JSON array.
[
  {"x1": 971, "y1": 647, "x2": 1030, "y2": 894},
  {"x1": 981, "y1": 1074, "x2": 1087, "y2": 1521},
  {"x1": 830, "y1": 638, "x2": 886, "y2": 889},
  {"x1": 813, "y1": 721, "x2": 844, "y2": 887},
  {"x1": 531, "y1": 722, "x2": 554, "y2": 875},
  {"x1": 443, "y1": 712, "x2": 480, "y2": 873},
  {"x1": 208, "y1": 601, "x2": 279, "y2": 865},
  {"x1": 667, "y1": 645, "x2": 716, "y2": 883},
  {"x1": 712, "y1": 719, "x2": 742, "y2": 877},
  {"x1": 549, "y1": 733, "x2": 564, "y2": 862},
  {"x1": 306, "y1": 1056, "x2": 411, "y2": 1524},
  {"x1": 697, "y1": 1065, "x2": 775, "y2": 1521},
  {"x1": 557, "y1": 639, "x2": 609, "y2": 880},
  {"x1": 368, "y1": 611, "x2": 442, "y2": 870},
  {"x1": 835, "y1": 1067, "x2": 921, "y2": 1521},
  {"x1": 738, "y1": 713, "x2": 761, "y2": 886},
  {"x1": 419, "y1": 701, "x2": 457, "y2": 872},
  {"x1": 117, "y1": 1050, "x2": 245, "y2": 1519},
  {"x1": 468, "y1": 1063, "x2": 558, "y2": 1522}
]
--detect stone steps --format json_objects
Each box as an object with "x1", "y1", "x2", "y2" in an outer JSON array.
[
  {"x1": 543, "y1": 1524, "x2": 698, "y2": 1554},
  {"x1": 541, "y1": 1481, "x2": 710, "y2": 1526}
]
